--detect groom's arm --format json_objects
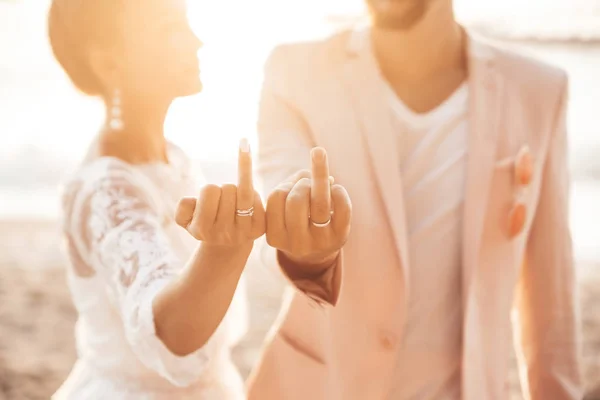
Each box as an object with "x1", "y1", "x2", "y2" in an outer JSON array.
[
  {"x1": 255, "y1": 46, "x2": 342, "y2": 307},
  {"x1": 514, "y1": 76, "x2": 583, "y2": 399}
]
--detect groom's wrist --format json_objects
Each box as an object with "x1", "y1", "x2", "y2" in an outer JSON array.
[{"x1": 277, "y1": 250, "x2": 339, "y2": 280}]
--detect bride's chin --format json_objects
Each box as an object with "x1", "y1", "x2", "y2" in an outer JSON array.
[{"x1": 179, "y1": 80, "x2": 203, "y2": 97}]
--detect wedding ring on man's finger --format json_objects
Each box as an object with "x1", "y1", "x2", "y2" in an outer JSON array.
[
  {"x1": 235, "y1": 206, "x2": 254, "y2": 217},
  {"x1": 309, "y1": 210, "x2": 334, "y2": 228},
  {"x1": 310, "y1": 218, "x2": 331, "y2": 228}
]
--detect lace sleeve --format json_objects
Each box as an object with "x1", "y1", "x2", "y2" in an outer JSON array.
[{"x1": 67, "y1": 160, "x2": 213, "y2": 387}]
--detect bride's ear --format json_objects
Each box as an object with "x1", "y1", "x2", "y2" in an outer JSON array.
[{"x1": 87, "y1": 47, "x2": 121, "y2": 96}]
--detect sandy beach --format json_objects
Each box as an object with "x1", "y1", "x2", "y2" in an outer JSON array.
[{"x1": 0, "y1": 218, "x2": 598, "y2": 400}]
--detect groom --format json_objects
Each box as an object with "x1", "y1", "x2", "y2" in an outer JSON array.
[{"x1": 248, "y1": 0, "x2": 582, "y2": 398}]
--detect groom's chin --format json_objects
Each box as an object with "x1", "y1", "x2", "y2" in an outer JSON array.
[{"x1": 367, "y1": 0, "x2": 429, "y2": 31}]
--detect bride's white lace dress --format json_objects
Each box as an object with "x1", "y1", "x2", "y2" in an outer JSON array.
[{"x1": 53, "y1": 142, "x2": 248, "y2": 399}]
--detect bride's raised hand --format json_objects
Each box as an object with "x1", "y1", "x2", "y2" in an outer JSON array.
[{"x1": 174, "y1": 138, "x2": 266, "y2": 250}]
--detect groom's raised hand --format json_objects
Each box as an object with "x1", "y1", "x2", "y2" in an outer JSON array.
[{"x1": 265, "y1": 147, "x2": 352, "y2": 275}]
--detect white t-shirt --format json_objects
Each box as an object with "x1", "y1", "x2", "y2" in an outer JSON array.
[{"x1": 386, "y1": 82, "x2": 469, "y2": 400}]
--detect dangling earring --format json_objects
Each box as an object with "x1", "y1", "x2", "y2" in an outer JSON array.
[{"x1": 108, "y1": 88, "x2": 124, "y2": 131}]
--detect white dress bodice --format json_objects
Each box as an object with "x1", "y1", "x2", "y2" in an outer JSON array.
[{"x1": 53, "y1": 142, "x2": 247, "y2": 400}]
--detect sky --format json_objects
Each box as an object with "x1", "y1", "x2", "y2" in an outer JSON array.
[{"x1": 0, "y1": 0, "x2": 597, "y2": 162}]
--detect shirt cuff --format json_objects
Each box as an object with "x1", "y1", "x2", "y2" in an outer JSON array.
[
  {"x1": 125, "y1": 278, "x2": 211, "y2": 387},
  {"x1": 276, "y1": 250, "x2": 343, "y2": 307}
]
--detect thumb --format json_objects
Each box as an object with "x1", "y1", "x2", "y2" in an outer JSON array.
[{"x1": 175, "y1": 197, "x2": 197, "y2": 228}]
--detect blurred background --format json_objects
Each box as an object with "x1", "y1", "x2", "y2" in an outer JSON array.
[{"x1": 0, "y1": 0, "x2": 599, "y2": 399}]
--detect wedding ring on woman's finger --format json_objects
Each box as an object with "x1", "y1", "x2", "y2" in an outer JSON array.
[{"x1": 235, "y1": 206, "x2": 254, "y2": 217}]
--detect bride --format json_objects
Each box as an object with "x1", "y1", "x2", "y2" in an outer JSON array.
[{"x1": 48, "y1": 0, "x2": 262, "y2": 398}]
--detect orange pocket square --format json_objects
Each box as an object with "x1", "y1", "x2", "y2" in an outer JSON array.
[
  {"x1": 507, "y1": 145, "x2": 533, "y2": 238},
  {"x1": 514, "y1": 145, "x2": 533, "y2": 186},
  {"x1": 508, "y1": 202, "x2": 526, "y2": 238}
]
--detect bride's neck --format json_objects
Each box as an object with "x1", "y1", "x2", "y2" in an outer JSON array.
[{"x1": 100, "y1": 98, "x2": 171, "y2": 164}]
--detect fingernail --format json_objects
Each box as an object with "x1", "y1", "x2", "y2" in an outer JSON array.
[
  {"x1": 312, "y1": 147, "x2": 325, "y2": 162},
  {"x1": 239, "y1": 138, "x2": 250, "y2": 153}
]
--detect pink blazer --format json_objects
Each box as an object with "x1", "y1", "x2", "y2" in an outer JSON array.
[{"x1": 247, "y1": 28, "x2": 582, "y2": 400}]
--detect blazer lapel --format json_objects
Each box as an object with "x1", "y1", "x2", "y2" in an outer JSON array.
[
  {"x1": 339, "y1": 29, "x2": 503, "y2": 322},
  {"x1": 342, "y1": 28, "x2": 411, "y2": 299},
  {"x1": 462, "y1": 34, "x2": 506, "y2": 309}
]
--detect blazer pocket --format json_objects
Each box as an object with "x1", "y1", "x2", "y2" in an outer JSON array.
[
  {"x1": 494, "y1": 156, "x2": 515, "y2": 171},
  {"x1": 489, "y1": 162, "x2": 537, "y2": 241},
  {"x1": 487, "y1": 164, "x2": 518, "y2": 239},
  {"x1": 491, "y1": 163, "x2": 515, "y2": 200},
  {"x1": 492, "y1": 157, "x2": 537, "y2": 193},
  {"x1": 494, "y1": 148, "x2": 538, "y2": 187}
]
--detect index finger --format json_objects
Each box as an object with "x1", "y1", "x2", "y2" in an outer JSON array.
[
  {"x1": 237, "y1": 138, "x2": 254, "y2": 210},
  {"x1": 310, "y1": 147, "x2": 331, "y2": 224}
]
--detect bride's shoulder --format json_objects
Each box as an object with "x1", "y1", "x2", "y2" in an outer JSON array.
[
  {"x1": 59, "y1": 158, "x2": 143, "y2": 223},
  {"x1": 61, "y1": 157, "x2": 143, "y2": 202},
  {"x1": 70, "y1": 156, "x2": 136, "y2": 183}
]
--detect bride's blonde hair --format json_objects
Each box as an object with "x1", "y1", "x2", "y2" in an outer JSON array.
[{"x1": 47, "y1": 0, "x2": 123, "y2": 96}]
